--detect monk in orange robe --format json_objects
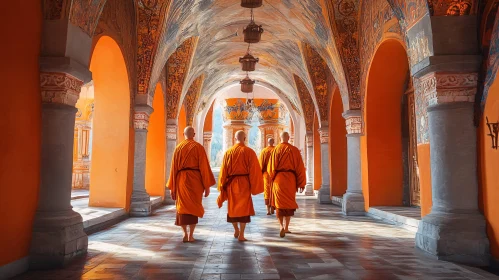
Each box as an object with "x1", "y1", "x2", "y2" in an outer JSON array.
[
  {"x1": 217, "y1": 130, "x2": 264, "y2": 241},
  {"x1": 267, "y1": 131, "x2": 306, "y2": 238},
  {"x1": 167, "y1": 126, "x2": 215, "y2": 242},
  {"x1": 259, "y1": 137, "x2": 275, "y2": 215}
]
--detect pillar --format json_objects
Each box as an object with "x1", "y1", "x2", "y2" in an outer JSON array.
[
  {"x1": 414, "y1": 72, "x2": 489, "y2": 265},
  {"x1": 222, "y1": 124, "x2": 233, "y2": 152},
  {"x1": 318, "y1": 126, "x2": 331, "y2": 204},
  {"x1": 130, "y1": 105, "x2": 153, "y2": 217},
  {"x1": 342, "y1": 110, "x2": 365, "y2": 216},
  {"x1": 30, "y1": 72, "x2": 88, "y2": 269},
  {"x1": 164, "y1": 119, "x2": 177, "y2": 204},
  {"x1": 203, "y1": 131, "x2": 213, "y2": 160},
  {"x1": 304, "y1": 132, "x2": 314, "y2": 196}
]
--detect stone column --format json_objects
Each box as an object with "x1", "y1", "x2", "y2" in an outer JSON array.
[
  {"x1": 163, "y1": 119, "x2": 177, "y2": 204},
  {"x1": 222, "y1": 124, "x2": 233, "y2": 152},
  {"x1": 304, "y1": 132, "x2": 314, "y2": 196},
  {"x1": 342, "y1": 110, "x2": 365, "y2": 216},
  {"x1": 30, "y1": 72, "x2": 88, "y2": 269},
  {"x1": 414, "y1": 72, "x2": 489, "y2": 265},
  {"x1": 259, "y1": 126, "x2": 266, "y2": 150},
  {"x1": 130, "y1": 105, "x2": 153, "y2": 217},
  {"x1": 203, "y1": 131, "x2": 213, "y2": 160},
  {"x1": 318, "y1": 127, "x2": 332, "y2": 204}
]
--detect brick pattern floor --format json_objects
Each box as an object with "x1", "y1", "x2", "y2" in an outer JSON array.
[{"x1": 16, "y1": 190, "x2": 497, "y2": 280}]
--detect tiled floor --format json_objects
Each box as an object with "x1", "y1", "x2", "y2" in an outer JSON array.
[{"x1": 16, "y1": 190, "x2": 497, "y2": 280}]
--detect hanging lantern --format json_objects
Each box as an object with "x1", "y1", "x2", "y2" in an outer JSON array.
[
  {"x1": 241, "y1": 0, "x2": 262, "y2": 8},
  {"x1": 239, "y1": 53, "x2": 259, "y2": 72},
  {"x1": 240, "y1": 76, "x2": 255, "y2": 93},
  {"x1": 244, "y1": 22, "x2": 264, "y2": 43}
]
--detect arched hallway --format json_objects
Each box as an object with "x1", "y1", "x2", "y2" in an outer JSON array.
[{"x1": 14, "y1": 192, "x2": 496, "y2": 280}]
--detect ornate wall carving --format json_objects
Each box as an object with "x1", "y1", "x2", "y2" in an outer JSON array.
[
  {"x1": 325, "y1": 0, "x2": 361, "y2": 109},
  {"x1": 40, "y1": 72, "x2": 83, "y2": 106},
  {"x1": 166, "y1": 125, "x2": 177, "y2": 140},
  {"x1": 133, "y1": 111, "x2": 151, "y2": 130},
  {"x1": 69, "y1": 0, "x2": 107, "y2": 36},
  {"x1": 165, "y1": 37, "x2": 197, "y2": 119},
  {"x1": 136, "y1": 0, "x2": 171, "y2": 100},
  {"x1": 183, "y1": 75, "x2": 204, "y2": 126},
  {"x1": 319, "y1": 129, "x2": 329, "y2": 144},
  {"x1": 428, "y1": 0, "x2": 477, "y2": 16},
  {"x1": 344, "y1": 114, "x2": 362, "y2": 135},
  {"x1": 294, "y1": 75, "x2": 315, "y2": 132},
  {"x1": 302, "y1": 43, "x2": 335, "y2": 122},
  {"x1": 483, "y1": 5, "x2": 499, "y2": 106},
  {"x1": 386, "y1": 0, "x2": 429, "y2": 30}
]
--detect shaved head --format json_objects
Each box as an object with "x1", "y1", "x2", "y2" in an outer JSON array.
[
  {"x1": 184, "y1": 126, "x2": 195, "y2": 139},
  {"x1": 281, "y1": 131, "x2": 290, "y2": 143},
  {"x1": 268, "y1": 138, "x2": 275, "y2": 146},
  {"x1": 235, "y1": 130, "x2": 246, "y2": 143}
]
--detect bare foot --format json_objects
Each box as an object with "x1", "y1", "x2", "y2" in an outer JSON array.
[
  {"x1": 238, "y1": 236, "x2": 248, "y2": 242},
  {"x1": 234, "y1": 231, "x2": 240, "y2": 238},
  {"x1": 182, "y1": 235, "x2": 188, "y2": 243},
  {"x1": 266, "y1": 212, "x2": 271, "y2": 215},
  {"x1": 285, "y1": 230, "x2": 292, "y2": 234},
  {"x1": 188, "y1": 236, "x2": 196, "y2": 242},
  {"x1": 279, "y1": 228, "x2": 285, "y2": 238}
]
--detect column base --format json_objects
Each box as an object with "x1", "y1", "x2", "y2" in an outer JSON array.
[
  {"x1": 29, "y1": 209, "x2": 87, "y2": 270},
  {"x1": 318, "y1": 185, "x2": 332, "y2": 204},
  {"x1": 163, "y1": 188, "x2": 175, "y2": 205},
  {"x1": 130, "y1": 192, "x2": 152, "y2": 217},
  {"x1": 415, "y1": 212, "x2": 490, "y2": 266},
  {"x1": 342, "y1": 192, "x2": 365, "y2": 216},
  {"x1": 304, "y1": 183, "x2": 314, "y2": 196}
]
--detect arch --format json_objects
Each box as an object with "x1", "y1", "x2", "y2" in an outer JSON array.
[
  {"x1": 145, "y1": 83, "x2": 166, "y2": 198},
  {"x1": 177, "y1": 105, "x2": 187, "y2": 141},
  {"x1": 361, "y1": 39, "x2": 409, "y2": 209},
  {"x1": 88, "y1": 36, "x2": 133, "y2": 209},
  {"x1": 480, "y1": 71, "x2": 499, "y2": 259},
  {"x1": 329, "y1": 87, "x2": 348, "y2": 197}
]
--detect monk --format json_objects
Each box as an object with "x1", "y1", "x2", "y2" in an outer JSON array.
[
  {"x1": 259, "y1": 137, "x2": 275, "y2": 215},
  {"x1": 166, "y1": 126, "x2": 215, "y2": 242},
  {"x1": 217, "y1": 130, "x2": 263, "y2": 241},
  {"x1": 267, "y1": 131, "x2": 306, "y2": 238}
]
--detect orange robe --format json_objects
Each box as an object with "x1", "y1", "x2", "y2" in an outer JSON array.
[
  {"x1": 217, "y1": 143, "x2": 264, "y2": 218},
  {"x1": 258, "y1": 146, "x2": 275, "y2": 203},
  {"x1": 166, "y1": 139, "x2": 215, "y2": 218},
  {"x1": 267, "y1": 143, "x2": 306, "y2": 211}
]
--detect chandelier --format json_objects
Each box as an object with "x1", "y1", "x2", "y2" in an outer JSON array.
[
  {"x1": 239, "y1": 51, "x2": 259, "y2": 72},
  {"x1": 241, "y1": 0, "x2": 262, "y2": 8},
  {"x1": 240, "y1": 75, "x2": 255, "y2": 93}
]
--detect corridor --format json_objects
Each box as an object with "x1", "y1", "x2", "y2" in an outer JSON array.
[{"x1": 15, "y1": 192, "x2": 496, "y2": 280}]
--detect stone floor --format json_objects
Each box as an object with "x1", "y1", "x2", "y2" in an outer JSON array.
[{"x1": 16, "y1": 190, "x2": 497, "y2": 280}]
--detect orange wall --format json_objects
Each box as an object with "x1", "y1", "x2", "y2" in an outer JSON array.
[
  {"x1": 203, "y1": 102, "x2": 214, "y2": 132},
  {"x1": 480, "y1": 76, "x2": 499, "y2": 258},
  {"x1": 362, "y1": 39, "x2": 408, "y2": 208},
  {"x1": 418, "y1": 144, "x2": 432, "y2": 216},
  {"x1": 329, "y1": 89, "x2": 347, "y2": 196},
  {"x1": 89, "y1": 36, "x2": 132, "y2": 208},
  {"x1": 0, "y1": 1, "x2": 41, "y2": 266},
  {"x1": 145, "y1": 84, "x2": 166, "y2": 197},
  {"x1": 177, "y1": 105, "x2": 187, "y2": 141},
  {"x1": 313, "y1": 114, "x2": 322, "y2": 191}
]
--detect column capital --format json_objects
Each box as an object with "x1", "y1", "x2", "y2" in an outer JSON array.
[
  {"x1": 203, "y1": 131, "x2": 213, "y2": 138},
  {"x1": 166, "y1": 123, "x2": 178, "y2": 140},
  {"x1": 133, "y1": 105, "x2": 154, "y2": 130},
  {"x1": 416, "y1": 71, "x2": 478, "y2": 107},
  {"x1": 343, "y1": 110, "x2": 362, "y2": 135},
  {"x1": 318, "y1": 127, "x2": 329, "y2": 144},
  {"x1": 40, "y1": 72, "x2": 83, "y2": 107},
  {"x1": 305, "y1": 131, "x2": 313, "y2": 147}
]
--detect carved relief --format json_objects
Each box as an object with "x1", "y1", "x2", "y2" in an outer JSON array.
[
  {"x1": 415, "y1": 72, "x2": 478, "y2": 144},
  {"x1": 40, "y1": 72, "x2": 83, "y2": 106},
  {"x1": 428, "y1": 0, "x2": 477, "y2": 16},
  {"x1": 69, "y1": 0, "x2": 107, "y2": 36},
  {"x1": 325, "y1": 0, "x2": 361, "y2": 109},
  {"x1": 344, "y1": 115, "x2": 362, "y2": 135},
  {"x1": 306, "y1": 133, "x2": 314, "y2": 147},
  {"x1": 165, "y1": 37, "x2": 197, "y2": 119},
  {"x1": 294, "y1": 75, "x2": 315, "y2": 132},
  {"x1": 386, "y1": 0, "x2": 429, "y2": 30},
  {"x1": 302, "y1": 43, "x2": 335, "y2": 122},
  {"x1": 133, "y1": 111, "x2": 151, "y2": 130},
  {"x1": 183, "y1": 75, "x2": 204, "y2": 126},
  {"x1": 319, "y1": 129, "x2": 329, "y2": 144},
  {"x1": 137, "y1": 0, "x2": 171, "y2": 99},
  {"x1": 166, "y1": 125, "x2": 177, "y2": 140}
]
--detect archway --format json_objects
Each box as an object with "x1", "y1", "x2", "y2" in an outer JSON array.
[
  {"x1": 480, "y1": 72, "x2": 499, "y2": 260},
  {"x1": 361, "y1": 39, "x2": 410, "y2": 208},
  {"x1": 145, "y1": 84, "x2": 166, "y2": 198},
  {"x1": 177, "y1": 105, "x2": 187, "y2": 141},
  {"x1": 329, "y1": 87, "x2": 347, "y2": 197},
  {"x1": 88, "y1": 36, "x2": 132, "y2": 208},
  {"x1": 313, "y1": 114, "x2": 322, "y2": 191}
]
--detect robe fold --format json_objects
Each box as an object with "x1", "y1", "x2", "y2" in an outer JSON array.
[
  {"x1": 217, "y1": 143, "x2": 264, "y2": 219},
  {"x1": 267, "y1": 143, "x2": 306, "y2": 212},
  {"x1": 258, "y1": 146, "x2": 275, "y2": 204},
  {"x1": 166, "y1": 139, "x2": 215, "y2": 219}
]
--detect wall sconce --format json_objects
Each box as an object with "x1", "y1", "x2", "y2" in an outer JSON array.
[{"x1": 486, "y1": 117, "x2": 499, "y2": 149}]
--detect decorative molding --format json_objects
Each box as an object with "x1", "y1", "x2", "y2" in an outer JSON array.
[
  {"x1": 294, "y1": 75, "x2": 315, "y2": 132},
  {"x1": 166, "y1": 125, "x2": 177, "y2": 140},
  {"x1": 305, "y1": 132, "x2": 314, "y2": 147},
  {"x1": 69, "y1": 0, "x2": 106, "y2": 36},
  {"x1": 40, "y1": 72, "x2": 83, "y2": 106},
  {"x1": 134, "y1": 111, "x2": 150, "y2": 130},
  {"x1": 417, "y1": 72, "x2": 478, "y2": 106},
  {"x1": 343, "y1": 110, "x2": 362, "y2": 135},
  {"x1": 319, "y1": 128, "x2": 329, "y2": 144},
  {"x1": 184, "y1": 75, "x2": 204, "y2": 126}
]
